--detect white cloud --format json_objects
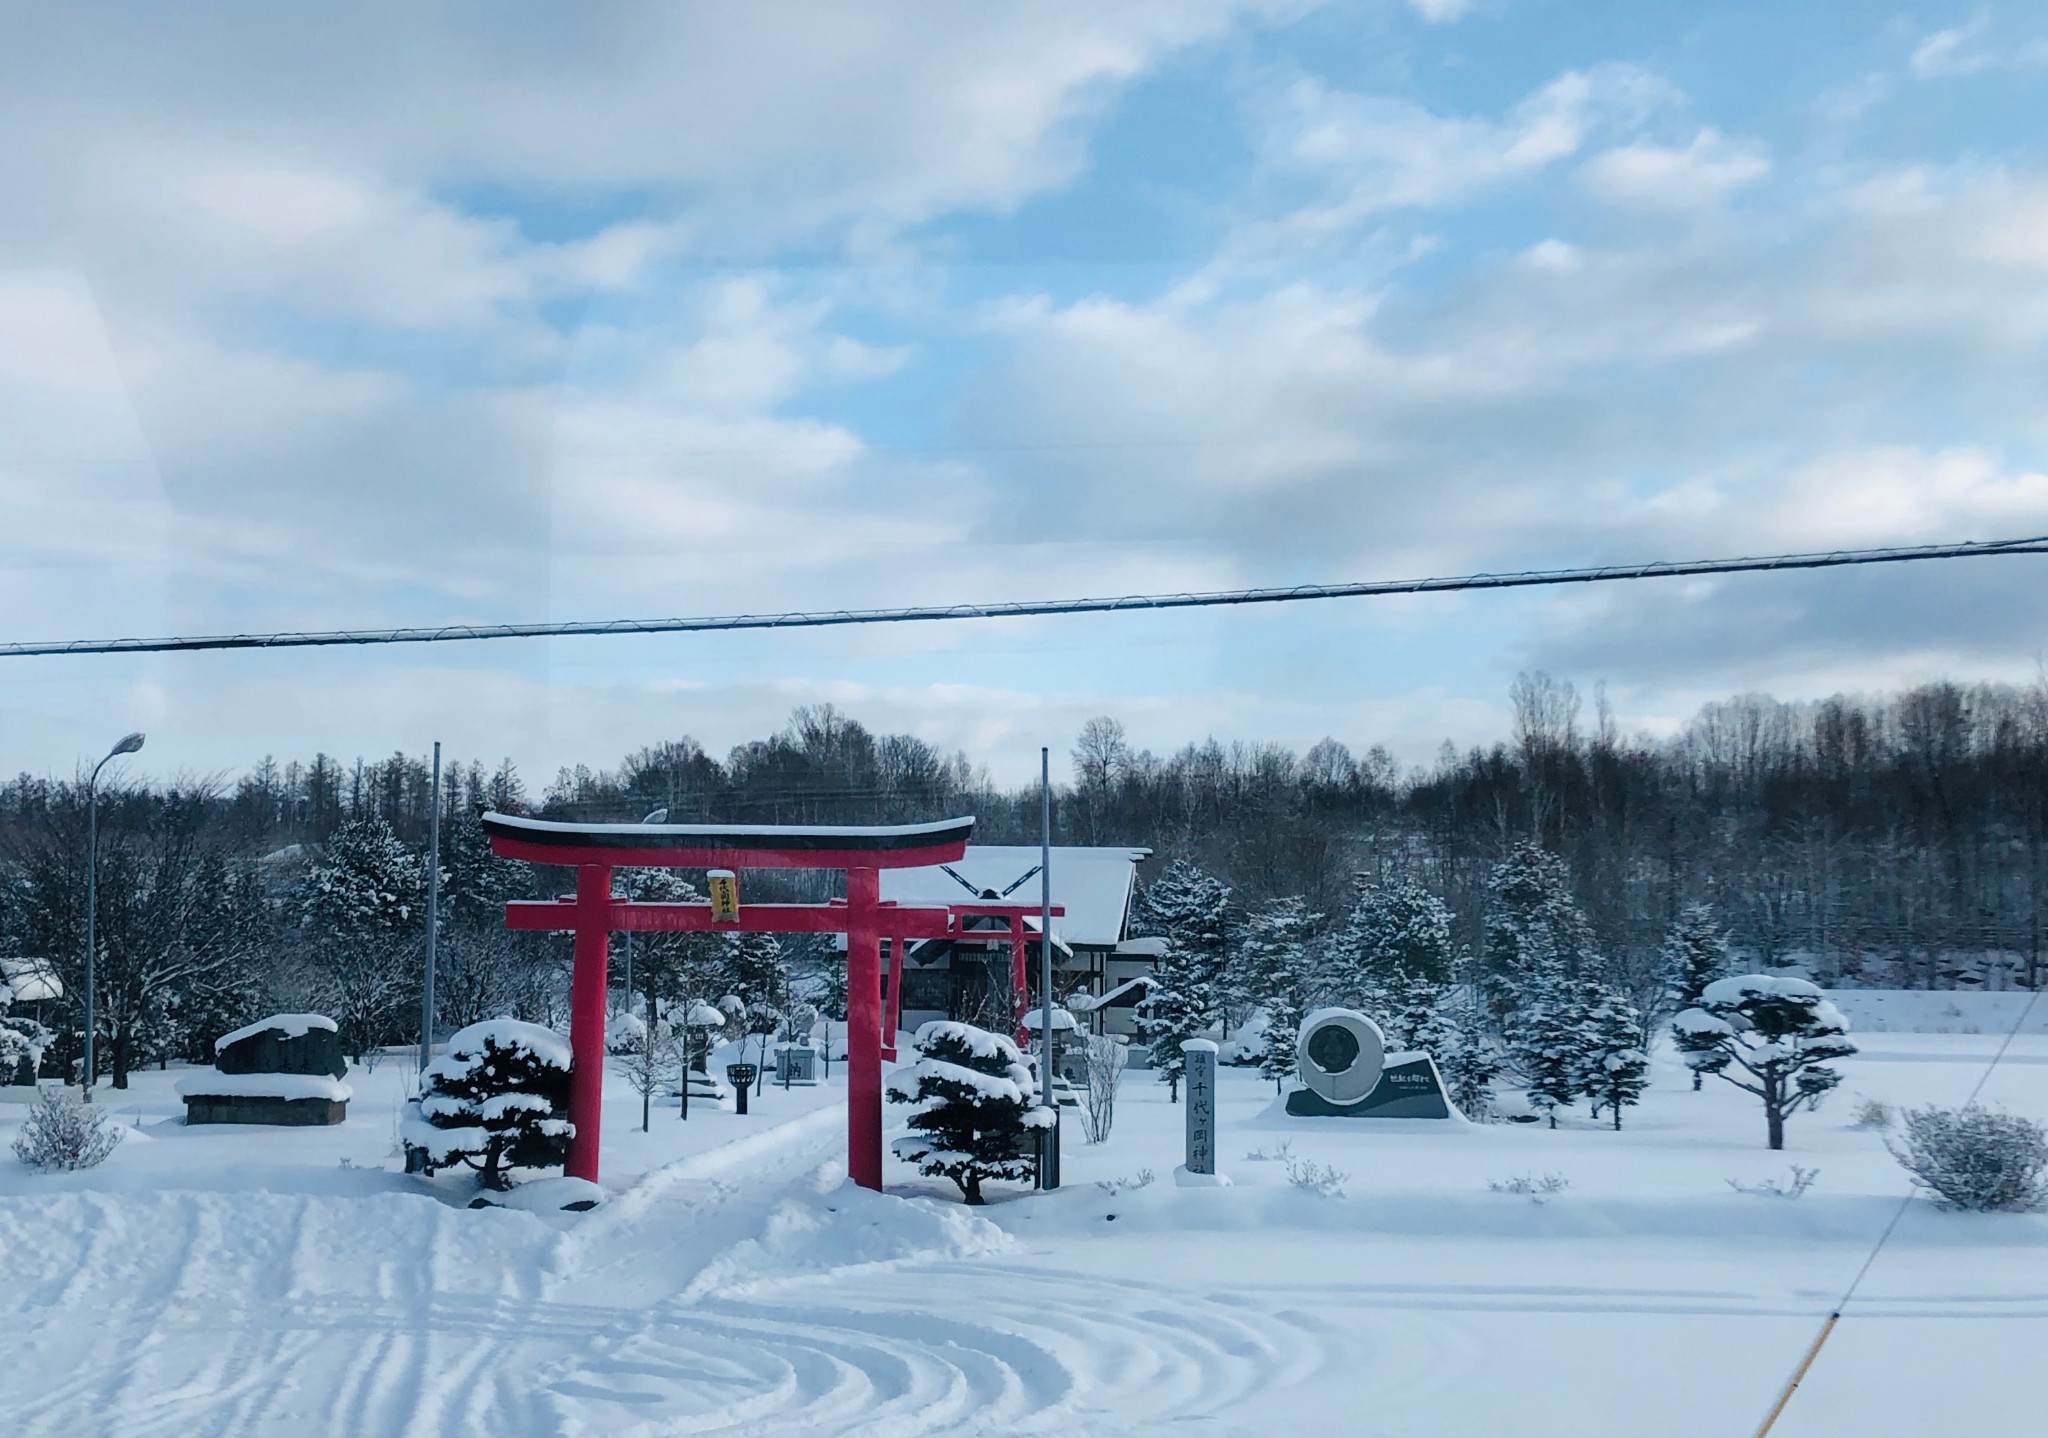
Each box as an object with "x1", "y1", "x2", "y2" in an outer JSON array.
[
  {"x1": 1910, "y1": 18, "x2": 2048, "y2": 78},
  {"x1": 1577, "y1": 128, "x2": 1770, "y2": 211},
  {"x1": 1245, "y1": 63, "x2": 1671, "y2": 251},
  {"x1": 1406, "y1": 0, "x2": 1476, "y2": 22}
]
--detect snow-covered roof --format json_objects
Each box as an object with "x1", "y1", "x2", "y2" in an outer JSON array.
[
  {"x1": 0, "y1": 956, "x2": 62, "y2": 1002},
  {"x1": 1067, "y1": 975, "x2": 1152, "y2": 1012},
  {"x1": 879, "y1": 845, "x2": 1150, "y2": 950}
]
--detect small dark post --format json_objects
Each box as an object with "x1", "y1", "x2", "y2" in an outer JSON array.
[{"x1": 727, "y1": 1063, "x2": 755, "y2": 1115}]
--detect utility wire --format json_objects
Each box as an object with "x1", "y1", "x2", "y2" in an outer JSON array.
[
  {"x1": 2, "y1": 534, "x2": 2044, "y2": 658},
  {"x1": 1751, "y1": 980, "x2": 2048, "y2": 1437}
]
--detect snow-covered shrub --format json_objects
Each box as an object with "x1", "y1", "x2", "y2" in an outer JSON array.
[
  {"x1": 12, "y1": 1088, "x2": 122, "y2": 1171},
  {"x1": 1489, "y1": 1172, "x2": 1569, "y2": 1203},
  {"x1": 1888, "y1": 1104, "x2": 2048, "y2": 1212},
  {"x1": 1728, "y1": 1165, "x2": 1818, "y2": 1199},
  {"x1": 406, "y1": 1019, "x2": 572, "y2": 1189},
  {"x1": 619, "y1": 1018, "x2": 679, "y2": 1132},
  {"x1": 1672, "y1": 975, "x2": 1856, "y2": 1150},
  {"x1": 887, "y1": 1021, "x2": 1052, "y2": 1204},
  {"x1": 1245, "y1": 1139, "x2": 1294, "y2": 1162},
  {"x1": 1096, "y1": 1168, "x2": 1155, "y2": 1195},
  {"x1": 1852, "y1": 1096, "x2": 1893, "y2": 1130},
  {"x1": 0, "y1": 1016, "x2": 53, "y2": 1084},
  {"x1": 1283, "y1": 1157, "x2": 1349, "y2": 1197},
  {"x1": 605, "y1": 1010, "x2": 647, "y2": 1056},
  {"x1": 1080, "y1": 1033, "x2": 1126, "y2": 1144}
]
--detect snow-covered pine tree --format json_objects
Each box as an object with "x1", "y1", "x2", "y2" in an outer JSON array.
[
  {"x1": 1575, "y1": 984, "x2": 1649, "y2": 1129},
  {"x1": 1258, "y1": 986, "x2": 1307, "y2": 1093},
  {"x1": 1504, "y1": 976, "x2": 1582, "y2": 1127},
  {"x1": 1132, "y1": 858, "x2": 1231, "y2": 1020},
  {"x1": 1411, "y1": 990, "x2": 1500, "y2": 1120},
  {"x1": 1132, "y1": 937, "x2": 1211, "y2": 1102},
  {"x1": 299, "y1": 815, "x2": 426, "y2": 1059},
  {"x1": 1673, "y1": 976, "x2": 1857, "y2": 1150},
  {"x1": 1361, "y1": 966, "x2": 1441, "y2": 1052},
  {"x1": 1662, "y1": 903, "x2": 1729, "y2": 1089},
  {"x1": 1337, "y1": 879, "x2": 1456, "y2": 999},
  {"x1": 1231, "y1": 895, "x2": 1327, "y2": 1092},
  {"x1": 722, "y1": 930, "x2": 790, "y2": 1010},
  {"x1": 1482, "y1": 842, "x2": 1599, "y2": 1016},
  {"x1": 886, "y1": 1021, "x2": 1052, "y2": 1204},
  {"x1": 409, "y1": 1019, "x2": 573, "y2": 1188}
]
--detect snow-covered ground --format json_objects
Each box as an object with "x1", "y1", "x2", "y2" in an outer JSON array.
[{"x1": 1, "y1": 1031, "x2": 2042, "y2": 1437}]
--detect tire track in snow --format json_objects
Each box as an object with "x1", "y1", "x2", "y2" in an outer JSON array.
[{"x1": 543, "y1": 1257, "x2": 1336, "y2": 1436}]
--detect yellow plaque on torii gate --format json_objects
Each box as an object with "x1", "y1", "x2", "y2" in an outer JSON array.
[{"x1": 707, "y1": 869, "x2": 740, "y2": 923}]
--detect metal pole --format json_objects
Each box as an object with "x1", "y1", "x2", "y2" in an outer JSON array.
[
  {"x1": 1040, "y1": 745, "x2": 1059, "y2": 1189},
  {"x1": 421, "y1": 741, "x2": 441, "y2": 1073},
  {"x1": 79, "y1": 733, "x2": 141, "y2": 1099},
  {"x1": 83, "y1": 769, "x2": 98, "y2": 1101}
]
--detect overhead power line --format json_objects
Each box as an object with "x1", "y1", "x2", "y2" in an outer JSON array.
[{"x1": 2, "y1": 534, "x2": 2043, "y2": 659}]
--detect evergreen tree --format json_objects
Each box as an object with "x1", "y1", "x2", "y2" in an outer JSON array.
[
  {"x1": 1505, "y1": 976, "x2": 1581, "y2": 1127},
  {"x1": 1237, "y1": 896, "x2": 1321, "y2": 1028},
  {"x1": 1482, "y1": 842, "x2": 1599, "y2": 1015},
  {"x1": 1412, "y1": 990, "x2": 1499, "y2": 1120},
  {"x1": 1133, "y1": 937, "x2": 1211, "y2": 1102},
  {"x1": 299, "y1": 815, "x2": 425, "y2": 1058},
  {"x1": 887, "y1": 1021, "x2": 1051, "y2": 1204},
  {"x1": 1337, "y1": 879, "x2": 1456, "y2": 997},
  {"x1": 1575, "y1": 984, "x2": 1649, "y2": 1129},
  {"x1": 1257, "y1": 986, "x2": 1306, "y2": 1093},
  {"x1": 1674, "y1": 976, "x2": 1857, "y2": 1150},
  {"x1": 1132, "y1": 859, "x2": 1230, "y2": 1021},
  {"x1": 1662, "y1": 903, "x2": 1730, "y2": 1089},
  {"x1": 441, "y1": 809, "x2": 530, "y2": 930},
  {"x1": 408, "y1": 1019, "x2": 573, "y2": 1188},
  {"x1": 721, "y1": 930, "x2": 790, "y2": 1010},
  {"x1": 1360, "y1": 966, "x2": 1442, "y2": 1051}
]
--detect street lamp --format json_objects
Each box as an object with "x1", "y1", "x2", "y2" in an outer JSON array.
[
  {"x1": 622, "y1": 808, "x2": 667, "y2": 1012},
  {"x1": 84, "y1": 731, "x2": 144, "y2": 1100}
]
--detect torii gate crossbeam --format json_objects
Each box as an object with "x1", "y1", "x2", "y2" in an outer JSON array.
[{"x1": 481, "y1": 812, "x2": 1060, "y2": 1190}]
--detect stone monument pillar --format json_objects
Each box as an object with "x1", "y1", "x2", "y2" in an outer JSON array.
[{"x1": 1176, "y1": 1038, "x2": 1230, "y2": 1186}]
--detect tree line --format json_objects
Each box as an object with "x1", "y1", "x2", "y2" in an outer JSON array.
[{"x1": 1, "y1": 676, "x2": 2041, "y2": 1086}]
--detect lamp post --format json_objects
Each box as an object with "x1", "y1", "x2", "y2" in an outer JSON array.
[
  {"x1": 420, "y1": 741, "x2": 441, "y2": 1074},
  {"x1": 622, "y1": 808, "x2": 667, "y2": 1012},
  {"x1": 83, "y1": 731, "x2": 144, "y2": 1101}
]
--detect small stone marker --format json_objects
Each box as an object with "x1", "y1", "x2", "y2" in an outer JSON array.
[{"x1": 1176, "y1": 1038, "x2": 1228, "y2": 1186}]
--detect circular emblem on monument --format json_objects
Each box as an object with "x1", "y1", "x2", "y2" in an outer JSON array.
[{"x1": 1295, "y1": 1008, "x2": 1385, "y2": 1105}]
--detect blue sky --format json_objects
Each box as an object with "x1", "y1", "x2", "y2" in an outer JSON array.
[{"x1": 2, "y1": 1, "x2": 2045, "y2": 787}]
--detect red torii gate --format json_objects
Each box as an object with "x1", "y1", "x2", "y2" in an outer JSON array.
[{"x1": 481, "y1": 812, "x2": 1061, "y2": 1190}]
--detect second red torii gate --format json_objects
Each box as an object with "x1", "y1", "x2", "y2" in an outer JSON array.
[{"x1": 482, "y1": 812, "x2": 1061, "y2": 1190}]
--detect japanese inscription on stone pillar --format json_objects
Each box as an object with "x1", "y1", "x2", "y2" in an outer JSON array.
[{"x1": 1181, "y1": 1038, "x2": 1219, "y2": 1175}]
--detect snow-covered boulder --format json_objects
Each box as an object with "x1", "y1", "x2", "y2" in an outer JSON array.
[{"x1": 213, "y1": 1013, "x2": 346, "y2": 1079}]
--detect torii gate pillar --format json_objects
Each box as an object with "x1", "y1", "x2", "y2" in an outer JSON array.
[{"x1": 843, "y1": 866, "x2": 884, "y2": 1188}]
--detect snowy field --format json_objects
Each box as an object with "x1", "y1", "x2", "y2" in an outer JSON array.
[{"x1": 1, "y1": 1033, "x2": 2043, "y2": 1437}]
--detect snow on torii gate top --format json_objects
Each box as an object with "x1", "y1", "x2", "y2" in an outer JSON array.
[
  {"x1": 480, "y1": 812, "x2": 1060, "y2": 1192},
  {"x1": 482, "y1": 812, "x2": 977, "y2": 871}
]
